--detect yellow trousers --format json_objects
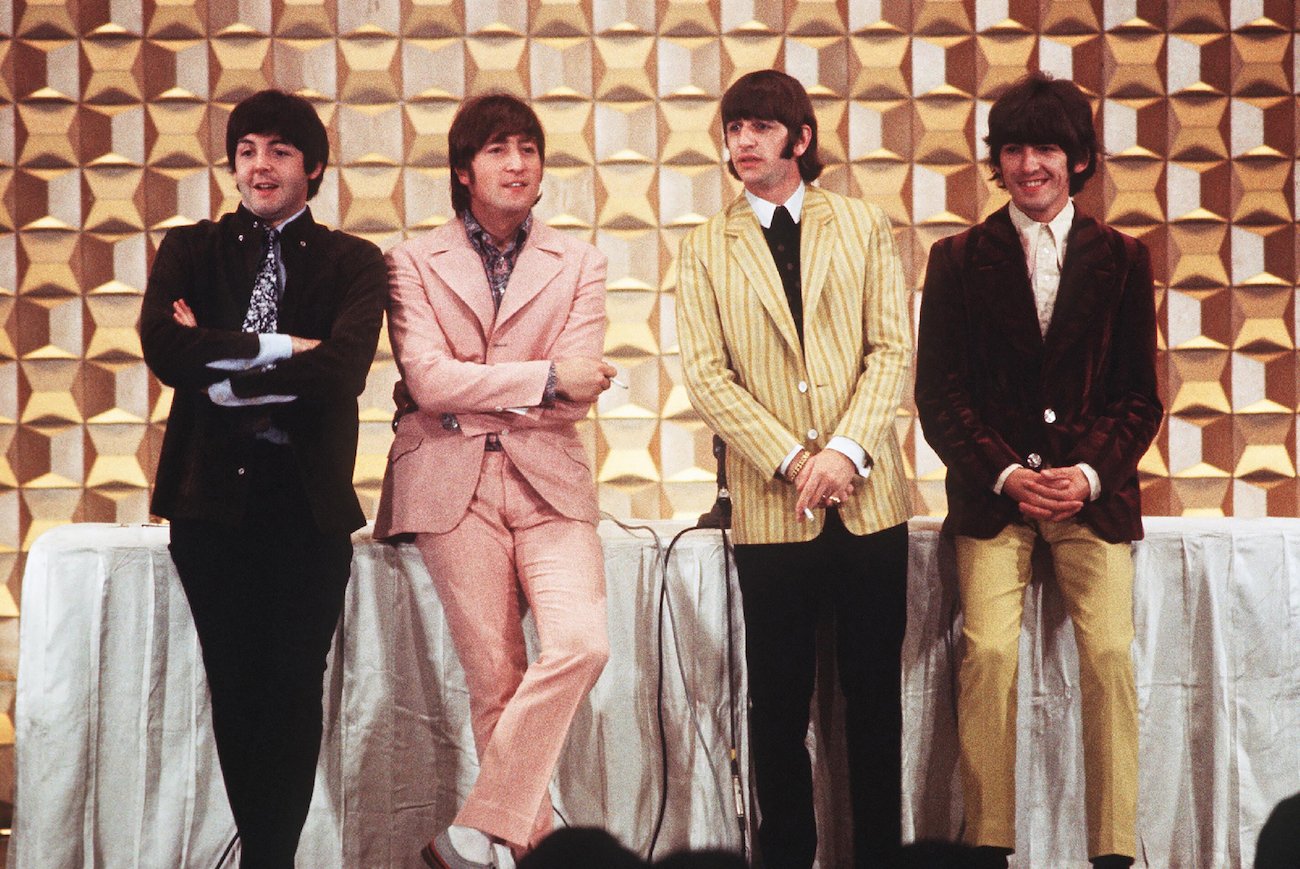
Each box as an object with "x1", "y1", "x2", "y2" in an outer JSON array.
[{"x1": 955, "y1": 520, "x2": 1138, "y2": 859}]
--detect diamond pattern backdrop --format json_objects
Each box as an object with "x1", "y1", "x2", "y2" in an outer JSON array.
[{"x1": 0, "y1": 0, "x2": 1297, "y2": 801}]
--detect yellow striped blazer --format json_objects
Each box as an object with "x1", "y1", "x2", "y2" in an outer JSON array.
[{"x1": 676, "y1": 186, "x2": 912, "y2": 544}]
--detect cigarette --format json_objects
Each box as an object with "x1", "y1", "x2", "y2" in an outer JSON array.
[
  {"x1": 611, "y1": 377, "x2": 628, "y2": 388},
  {"x1": 802, "y1": 507, "x2": 815, "y2": 520}
]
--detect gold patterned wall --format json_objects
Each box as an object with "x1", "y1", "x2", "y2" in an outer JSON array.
[{"x1": 1, "y1": 0, "x2": 1298, "y2": 792}]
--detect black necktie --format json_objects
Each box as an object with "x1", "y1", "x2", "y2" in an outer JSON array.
[
  {"x1": 767, "y1": 205, "x2": 802, "y2": 340},
  {"x1": 243, "y1": 225, "x2": 280, "y2": 334},
  {"x1": 771, "y1": 204, "x2": 796, "y2": 236}
]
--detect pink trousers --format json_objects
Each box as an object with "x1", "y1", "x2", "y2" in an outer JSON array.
[{"x1": 415, "y1": 451, "x2": 608, "y2": 850}]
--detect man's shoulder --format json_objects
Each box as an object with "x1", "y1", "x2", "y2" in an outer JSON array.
[
  {"x1": 159, "y1": 213, "x2": 227, "y2": 245},
  {"x1": 296, "y1": 213, "x2": 382, "y2": 260},
  {"x1": 1059, "y1": 208, "x2": 1151, "y2": 276},
  {"x1": 928, "y1": 207, "x2": 1011, "y2": 261},
  {"x1": 386, "y1": 217, "x2": 464, "y2": 260},
  {"x1": 528, "y1": 219, "x2": 603, "y2": 261},
  {"x1": 682, "y1": 195, "x2": 751, "y2": 247},
  {"x1": 805, "y1": 184, "x2": 856, "y2": 210},
  {"x1": 1072, "y1": 209, "x2": 1144, "y2": 249},
  {"x1": 801, "y1": 188, "x2": 896, "y2": 249}
]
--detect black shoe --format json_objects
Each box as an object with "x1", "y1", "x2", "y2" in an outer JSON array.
[
  {"x1": 1091, "y1": 856, "x2": 1133, "y2": 869},
  {"x1": 971, "y1": 845, "x2": 1012, "y2": 869}
]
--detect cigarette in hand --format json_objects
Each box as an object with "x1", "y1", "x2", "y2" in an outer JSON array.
[
  {"x1": 611, "y1": 377, "x2": 628, "y2": 388},
  {"x1": 802, "y1": 507, "x2": 815, "y2": 520}
]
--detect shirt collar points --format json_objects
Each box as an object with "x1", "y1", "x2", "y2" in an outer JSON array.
[{"x1": 746, "y1": 182, "x2": 806, "y2": 229}]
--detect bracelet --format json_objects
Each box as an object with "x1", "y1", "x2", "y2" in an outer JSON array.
[{"x1": 785, "y1": 449, "x2": 812, "y2": 483}]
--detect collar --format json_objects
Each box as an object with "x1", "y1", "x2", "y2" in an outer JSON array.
[
  {"x1": 745, "y1": 182, "x2": 805, "y2": 229},
  {"x1": 1009, "y1": 199, "x2": 1074, "y2": 263},
  {"x1": 462, "y1": 208, "x2": 532, "y2": 254},
  {"x1": 271, "y1": 205, "x2": 307, "y2": 232},
  {"x1": 236, "y1": 203, "x2": 311, "y2": 238}
]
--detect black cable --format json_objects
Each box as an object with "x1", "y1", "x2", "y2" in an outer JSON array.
[
  {"x1": 719, "y1": 527, "x2": 747, "y2": 857},
  {"x1": 647, "y1": 522, "x2": 697, "y2": 861},
  {"x1": 212, "y1": 830, "x2": 238, "y2": 869},
  {"x1": 646, "y1": 522, "x2": 748, "y2": 862}
]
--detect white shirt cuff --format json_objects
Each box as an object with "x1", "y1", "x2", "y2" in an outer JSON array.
[
  {"x1": 1078, "y1": 462, "x2": 1101, "y2": 501},
  {"x1": 207, "y1": 379, "x2": 295, "y2": 407},
  {"x1": 994, "y1": 463, "x2": 1022, "y2": 494},
  {"x1": 778, "y1": 444, "x2": 804, "y2": 477},
  {"x1": 206, "y1": 334, "x2": 294, "y2": 371}
]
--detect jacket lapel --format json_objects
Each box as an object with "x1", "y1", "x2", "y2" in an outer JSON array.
[
  {"x1": 274, "y1": 208, "x2": 314, "y2": 327},
  {"x1": 1043, "y1": 212, "x2": 1115, "y2": 358},
  {"x1": 427, "y1": 221, "x2": 496, "y2": 339},
  {"x1": 227, "y1": 205, "x2": 271, "y2": 329},
  {"x1": 799, "y1": 188, "x2": 834, "y2": 325},
  {"x1": 725, "y1": 198, "x2": 801, "y2": 356},
  {"x1": 970, "y1": 207, "x2": 1044, "y2": 360},
  {"x1": 495, "y1": 224, "x2": 564, "y2": 331}
]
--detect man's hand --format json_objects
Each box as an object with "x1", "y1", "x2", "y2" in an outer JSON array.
[
  {"x1": 554, "y1": 358, "x2": 617, "y2": 403},
  {"x1": 392, "y1": 379, "x2": 415, "y2": 415},
  {"x1": 1003, "y1": 466, "x2": 1087, "y2": 522},
  {"x1": 793, "y1": 449, "x2": 857, "y2": 519},
  {"x1": 290, "y1": 335, "x2": 320, "y2": 354},
  {"x1": 172, "y1": 299, "x2": 197, "y2": 327},
  {"x1": 389, "y1": 379, "x2": 418, "y2": 431}
]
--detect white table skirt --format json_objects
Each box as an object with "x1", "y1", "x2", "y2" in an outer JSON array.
[{"x1": 11, "y1": 517, "x2": 1300, "y2": 868}]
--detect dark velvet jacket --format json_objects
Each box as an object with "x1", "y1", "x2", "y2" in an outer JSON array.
[
  {"x1": 914, "y1": 205, "x2": 1163, "y2": 543},
  {"x1": 139, "y1": 204, "x2": 387, "y2": 533}
]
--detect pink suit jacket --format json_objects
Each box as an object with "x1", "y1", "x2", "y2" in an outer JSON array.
[{"x1": 373, "y1": 217, "x2": 607, "y2": 537}]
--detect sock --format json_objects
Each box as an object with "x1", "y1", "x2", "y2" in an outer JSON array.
[{"x1": 447, "y1": 824, "x2": 492, "y2": 863}]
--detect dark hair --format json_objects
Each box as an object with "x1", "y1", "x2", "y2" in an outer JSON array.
[
  {"x1": 720, "y1": 70, "x2": 823, "y2": 183},
  {"x1": 1256, "y1": 792, "x2": 1300, "y2": 869},
  {"x1": 985, "y1": 71, "x2": 1099, "y2": 195},
  {"x1": 448, "y1": 93, "x2": 546, "y2": 215},
  {"x1": 225, "y1": 89, "x2": 330, "y2": 199}
]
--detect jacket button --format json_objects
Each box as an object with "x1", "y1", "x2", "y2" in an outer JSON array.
[
  {"x1": 1026, "y1": 453, "x2": 1042, "y2": 470},
  {"x1": 237, "y1": 467, "x2": 246, "y2": 476},
  {"x1": 1043, "y1": 408, "x2": 1057, "y2": 424},
  {"x1": 807, "y1": 428, "x2": 818, "y2": 440},
  {"x1": 798, "y1": 381, "x2": 808, "y2": 393}
]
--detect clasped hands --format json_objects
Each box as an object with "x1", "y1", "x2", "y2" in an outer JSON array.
[
  {"x1": 790, "y1": 448, "x2": 857, "y2": 521},
  {"x1": 1003, "y1": 466, "x2": 1089, "y2": 522}
]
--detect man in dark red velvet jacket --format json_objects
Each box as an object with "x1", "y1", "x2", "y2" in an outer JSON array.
[{"x1": 915, "y1": 72, "x2": 1163, "y2": 869}]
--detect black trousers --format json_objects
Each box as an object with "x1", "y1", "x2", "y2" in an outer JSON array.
[
  {"x1": 169, "y1": 444, "x2": 352, "y2": 869},
  {"x1": 733, "y1": 514, "x2": 908, "y2": 869}
]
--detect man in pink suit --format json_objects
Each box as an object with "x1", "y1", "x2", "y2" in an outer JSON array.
[{"x1": 374, "y1": 94, "x2": 617, "y2": 869}]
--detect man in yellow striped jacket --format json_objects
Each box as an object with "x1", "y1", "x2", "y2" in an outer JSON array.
[{"x1": 676, "y1": 69, "x2": 912, "y2": 869}]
